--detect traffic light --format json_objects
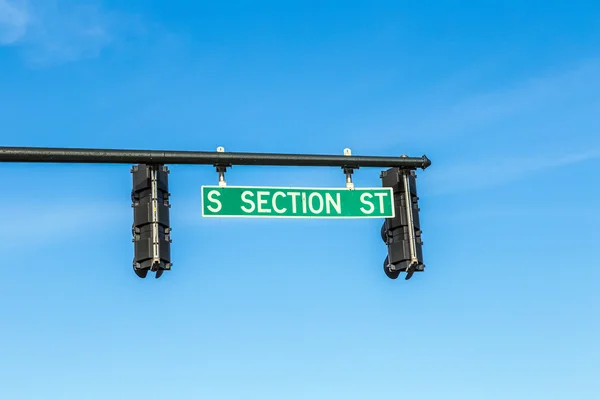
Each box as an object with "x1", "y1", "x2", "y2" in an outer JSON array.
[
  {"x1": 131, "y1": 164, "x2": 172, "y2": 278},
  {"x1": 380, "y1": 167, "x2": 424, "y2": 280}
]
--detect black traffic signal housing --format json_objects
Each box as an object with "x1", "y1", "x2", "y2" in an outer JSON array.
[
  {"x1": 381, "y1": 167, "x2": 424, "y2": 280},
  {"x1": 131, "y1": 164, "x2": 172, "y2": 278}
]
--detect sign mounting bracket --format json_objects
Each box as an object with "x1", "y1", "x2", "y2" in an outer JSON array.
[
  {"x1": 214, "y1": 146, "x2": 231, "y2": 187},
  {"x1": 342, "y1": 148, "x2": 359, "y2": 190}
]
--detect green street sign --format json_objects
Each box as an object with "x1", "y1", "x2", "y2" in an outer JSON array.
[{"x1": 201, "y1": 186, "x2": 395, "y2": 218}]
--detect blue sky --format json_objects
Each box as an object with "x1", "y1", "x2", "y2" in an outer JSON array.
[{"x1": 1, "y1": 0, "x2": 600, "y2": 398}]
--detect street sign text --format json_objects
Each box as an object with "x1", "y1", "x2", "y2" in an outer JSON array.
[{"x1": 201, "y1": 186, "x2": 395, "y2": 218}]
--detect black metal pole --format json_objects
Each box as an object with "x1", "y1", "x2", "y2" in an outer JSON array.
[{"x1": 0, "y1": 146, "x2": 431, "y2": 169}]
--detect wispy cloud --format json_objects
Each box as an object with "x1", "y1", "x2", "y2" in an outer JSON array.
[
  {"x1": 2, "y1": 201, "x2": 128, "y2": 251},
  {"x1": 351, "y1": 57, "x2": 600, "y2": 152},
  {"x1": 411, "y1": 59, "x2": 600, "y2": 140},
  {"x1": 423, "y1": 148, "x2": 600, "y2": 195},
  {"x1": 0, "y1": 0, "x2": 143, "y2": 66},
  {"x1": 0, "y1": 0, "x2": 28, "y2": 44},
  {"x1": 432, "y1": 205, "x2": 600, "y2": 224},
  {"x1": 345, "y1": 57, "x2": 600, "y2": 194}
]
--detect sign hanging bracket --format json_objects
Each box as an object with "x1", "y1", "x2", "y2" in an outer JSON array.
[
  {"x1": 342, "y1": 148, "x2": 359, "y2": 190},
  {"x1": 214, "y1": 146, "x2": 231, "y2": 187}
]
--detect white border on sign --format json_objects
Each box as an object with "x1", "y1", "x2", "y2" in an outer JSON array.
[{"x1": 199, "y1": 186, "x2": 395, "y2": 219}]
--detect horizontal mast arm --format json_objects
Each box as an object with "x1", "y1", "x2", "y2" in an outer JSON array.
[{"x1": 0, "y1": 146, "x2": 431, "y2": 169}]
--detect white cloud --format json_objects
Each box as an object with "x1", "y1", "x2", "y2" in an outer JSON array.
[
  {"x1": 411, "y1": 59, "x2": 600, "y2": 139},
  {"x1": 433, "y1": 205, "x2": 600, "y2": 223},
  {"x1": 0, "y1": 0, "x2": 28, "y2": 44},
  {"x1": 350, "y1": 58, "x2": 600, "y2": 151},
  {"x1": 343, "y1": 57, "x2": 600, "y2": 193},
  {"x1": 2, "y1": 201, "x2": 128, "y2": 250},
  {"x1": 423, "y1": 148, "x2": 600, "y2": 195},
  {"x1": 0, "y1": 0, "x2": 142, "y2": 66}
]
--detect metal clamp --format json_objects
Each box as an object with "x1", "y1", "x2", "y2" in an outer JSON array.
[
  {"x1": 215, "y1": 146, "x2": 228, "y2": 186},
  {"x1": 343, "y1": 148, "x2": 355, "y2": 189}
]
